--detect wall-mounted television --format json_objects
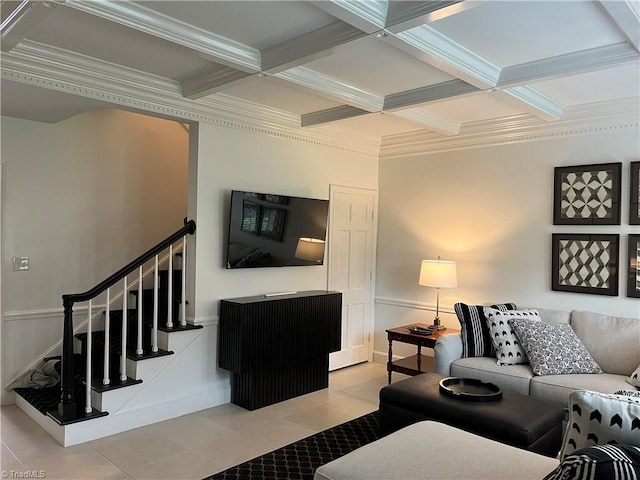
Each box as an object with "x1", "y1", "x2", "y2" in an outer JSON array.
[{"x1": 226, "y1": 190, "x2": 330, "y2": 269}]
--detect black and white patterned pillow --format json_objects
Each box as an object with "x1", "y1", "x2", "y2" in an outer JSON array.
[
  {"x1": 454, "y1": 302, "x2": 516, "y2": 358},
  {"x1": 544, "y1": 444, "x2": 640, "y2": 480},
  {"x1": 628, "y1": 364, "x2": 640, "y2": 388},
  {"x1": 616, "y1": 390, "x2": 640, "y2": 399},
  {"x1": 559, "y1": 390, "x2": 640, "y2": 460},
  {"x1": 484, "y1": 307, "x2": 541, "y2": 365},
  {"x1": 508, "y1": 319, "x2": 601, "y2": 376}
]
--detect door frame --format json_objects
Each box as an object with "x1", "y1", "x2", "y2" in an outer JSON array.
[{"x1": 327, "y1": 184, "x2": 378, "y2": 363}]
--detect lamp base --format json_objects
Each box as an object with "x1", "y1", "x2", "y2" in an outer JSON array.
[{"x1": 429, "y1": 324, "x2": 446, "y2": 331}]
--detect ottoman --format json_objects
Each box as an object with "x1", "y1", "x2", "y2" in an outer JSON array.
[{"x1": 379, "y1": 373, "x2": 565, "y2": 457}]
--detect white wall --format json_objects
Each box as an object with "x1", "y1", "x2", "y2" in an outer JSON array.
[
  {"x1": 375, "y1": 129, "x2": 640, "y2": 360},
  {"x1": 1, "y1": 108, "x2": 188, "y2": 398},
  {"x1": 187, "y1": 123, "x2": 378, "y2": 324}
]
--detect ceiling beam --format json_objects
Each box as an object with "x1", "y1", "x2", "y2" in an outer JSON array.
[
  {"x1": 498, "y1": 43, "x2": 639, "y2": 87},
  {"x1": 1, "y1": 0, "x2": 57, "y2": 52},
  {"x1": 181, "y1": 66, "x2": 255, "y2": 100},
  {"x1": 385, "y1": 1, "x2": 480, "y2": 32},
  {"x1": 390, "y1": 108, "x2": 461, "y2": 135},
  {"x1": 301, "y1": 105, "x2": 370, "y2": 127},
  {"x1": 597, "y1": 0, "x2": 640, "y2": 53},
  {"x1": 383, "y1": 79, "x2": 478, "y2": 110},
  {"x1": 494, "y1": 86, "x2": 564, "y2": 121},
  {"x1": 260, "y1": 21, "x2": 368, "y2": 73},
  {"x1": 306, "y1": 0, "x2": 387, "y2": 34},
  {"x1": 63, "y1": 0, "x2": 261, "y2": 72}
]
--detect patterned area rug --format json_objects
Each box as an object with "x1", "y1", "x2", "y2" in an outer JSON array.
[{"x1": 204, "y1": 410, "x2": 379, "y2": 480}]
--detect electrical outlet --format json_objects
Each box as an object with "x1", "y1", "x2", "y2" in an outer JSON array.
[{"x1": 12, "y1": 256, "x2": 29, "y2": 271}]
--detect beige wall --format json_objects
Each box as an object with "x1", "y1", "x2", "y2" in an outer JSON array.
[
  {"x1": 375, "y1": 129, "x2": 640, "y2": 360},
  {"x1": 1, "y1": 108, "x2": 188, "y2": 396}
]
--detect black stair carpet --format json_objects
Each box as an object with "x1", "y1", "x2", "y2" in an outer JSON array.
[{"x1": 204, "y1": 410, "x2": 379, "y2": 480}]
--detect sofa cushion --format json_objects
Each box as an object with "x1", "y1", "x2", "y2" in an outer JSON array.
[
  {"x1": 570, "y1": 311, "x2": 640, "y2": 376},
  {"x1": 313, "y1": 421, "x2": 559, "y2": 480},
  {"x1": 628, "y1": 364, "x2": 640, "y2": 387},
  {"x1": 451, "y1": 357, "x2": 533, "y2": 395},
  {"x1": 484, "y1": 308, "x2": 541, "y2": 365},
  {"x1": 454, "y1": 302, "x2": 516, "y2": 358},
  {"x1": 544, "y1": 444, "x2": 640, "y2": 480},
  {"x1": 559, "y1": 390, "x2": 640, "y2": 460},
  {"x1": 509, "y1": 320, "x2": 601, "y2": 376},
  {"x1": 531, "y1": 373, "x2": 632, "y2": 406}
]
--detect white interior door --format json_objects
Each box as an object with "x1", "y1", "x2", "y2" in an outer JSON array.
[{"x1": 328, "y1": 185, "x2": 376, "y2": 371}]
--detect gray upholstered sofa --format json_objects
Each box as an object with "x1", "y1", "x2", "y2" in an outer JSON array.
[{"x1": 434, "y1": 308, "x2": 639, "y2": 406}]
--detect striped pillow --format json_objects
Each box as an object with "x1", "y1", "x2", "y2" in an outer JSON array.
[
  {"x1": 544, "y1": 444, "x2": 640, "y2": 480},
  {"x1": 454, "y1": 302, "x2": 516, "y2": 358}
]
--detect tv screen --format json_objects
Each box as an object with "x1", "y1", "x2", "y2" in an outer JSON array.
[{"x1": 226, "y1": 190, "x2": 329, "y2": 269}]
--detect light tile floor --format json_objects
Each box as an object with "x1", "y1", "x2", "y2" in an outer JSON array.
[{"x1": 1, "y1": 361, "x2": 401, "y2": 480}]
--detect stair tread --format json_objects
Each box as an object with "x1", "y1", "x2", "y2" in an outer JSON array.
[
  {"x1": 126, "y1": 346, "x2": 173, "y2": 360},
  {"x1": 47, "y1": 406, "x2": 108, "y2": 426},
  {"x1": 89, "y1": 376, "x2": 142, "y2": 393}
]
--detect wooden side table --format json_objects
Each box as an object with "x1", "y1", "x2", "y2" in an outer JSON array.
[{"x1": 386, "y1": 324, "x2": 460, "y2": 384}]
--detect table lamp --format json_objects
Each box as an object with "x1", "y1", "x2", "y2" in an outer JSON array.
[
  {"x1": 419, "y1": 257, "x2": 457, "y2": 330},
  {"x1": 295, "y1": 237, "x2": 325, "y2": 263}
]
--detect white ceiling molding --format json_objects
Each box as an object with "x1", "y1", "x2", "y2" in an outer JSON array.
[
  {"x1": 498, "y1": 43, "x2": 639, "y2": 86},
  {"x1": 385, "y1": 0, "x2": 478, "y2": 32},
  {"x1": 390, "y1": 108, "x2": 460, "y2": 135},
  {"x1": 379, "y1": 97, "x2": 639, "y2": 158},
  {"x1": 1, "y1": 40, "x2": 380, "y2": 157},
  {"x1": 308, "y1": 0, "x2": 388, "y2": 34},
  {"x1": 383, "y1": 79, "x2": 478, "y2": 110},
  {"x1": 181, "y1": 67, "x2": 255, "y2": 100},
  {"x1": 597, "y1": 0, "x2": 640, "y2": 53},
  {"x1": 62, "y1": 0, "x2": 261, "y2": 72},
  {"x1": 496, "y1": 86, "x2": 564, "y2": 121},
  {"x1": 275, "y1": 66, "x2": 384, "y2": 112},
  {"x1": 1, "y1": 0, "x2": 57, "y2": 52},
  {"x1": 388, "y1": 25, "x2": 500, "y2": 89},
  {"x1": 301, "y1": 105, "x2": 370, "y2": 127}
]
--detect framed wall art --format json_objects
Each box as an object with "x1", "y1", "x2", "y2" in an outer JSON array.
[
  {"x1": 551, "y1": 233, "x2": 619, "y2": 296},
  {"x1": 553, "y1": 162, "x2": 621, "y2": 225},
  {"x1": 630, "y1": 162, "x2": 640, "y2": 225},
  {"x1": 627, "y1": 234, "x2": 640, "y2": 298}
]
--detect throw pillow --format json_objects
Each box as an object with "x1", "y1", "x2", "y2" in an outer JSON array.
[
  {"x1": 509, "y1": 319, "x2": 602, "y2": 376},
  {"x1": 615, "y1": 390, "x2": 640, "y2": 399},
  {"x1": 559, "y1": 390, "x2": 640, "y2": 460},
  {"x1": 483, "y1": 307, "x2": 541, "y2": 366},
  {"x1": 544, "y1": 444, "x2": 640, "y2": 480},
  {"x1": 454, "y1": 302, "x2": 516, "y2": 358},
  {"x1": 628, "y1": 364, "x2": 640, "y2": 388}
]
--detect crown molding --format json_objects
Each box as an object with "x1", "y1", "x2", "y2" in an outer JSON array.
[
  {"x1": 1, "y1": 41, "x2": 380, "y2": 157},
  {"x1": 379, "y1": 97, "x2": 640, "y2": 158}
]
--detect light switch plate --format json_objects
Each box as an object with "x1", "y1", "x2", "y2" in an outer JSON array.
[{"x1": 12, "y1": 256, "x2": 29, "y2": 271}]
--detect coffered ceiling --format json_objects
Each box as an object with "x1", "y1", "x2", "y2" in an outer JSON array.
[{"x1": 1, "y1": 0, "x2": 639, "y2": 153}]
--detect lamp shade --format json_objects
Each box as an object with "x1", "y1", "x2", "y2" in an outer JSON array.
[
  {"x1": 295, "y1": 237, "x2": 326, "y2": 262},
  {"x1": 419, "y1": 259, "x2": 457, "y2": 288}
]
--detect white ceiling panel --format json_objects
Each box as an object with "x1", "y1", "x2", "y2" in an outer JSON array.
[
  {"x1": 532, "y1": 61, "x2": 640, "y2": 107},
  {"x1": 304, "y1": 36, "x2": 456, "y2": 96},
  {"x1": 420, "y1": 92, "x2": 528, "y2": 124},
  {"x1": 430, "y1": 1, "x2": 625, "y2": 67},
  {"x1": 138, "y1": 1, "x2": 336, "y2": 50}
]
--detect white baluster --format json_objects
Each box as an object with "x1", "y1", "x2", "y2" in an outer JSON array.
[
  {"x1": 85, "y1": 300, "x2": 93, "y2": 414},
  {"x1": 167, "y1": 244, "x2": 173, "y2": 328},
  {"x1": 136, "y1": 266, "x2": 143, "y2": 356},
  {"x1": 103, "y1": 289, "x2": 111, "y2": 386},
  {"x1": 180, "y1": 236, "x2": 187, "y2": 327},
  {"x1": 152, "y1": 255, "x2": 159, "y2": 353},
  {"x1": 120, "y1": 276, "x2": 128, "y2": 382}
]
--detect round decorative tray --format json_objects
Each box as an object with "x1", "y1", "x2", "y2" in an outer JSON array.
[{"x1": 439, "y1": 377, "x2": 503, "y2": 402}]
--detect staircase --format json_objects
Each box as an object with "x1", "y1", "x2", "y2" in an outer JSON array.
[{"x1": 12, "y1": 220, "x2": 215, "y2": 446}]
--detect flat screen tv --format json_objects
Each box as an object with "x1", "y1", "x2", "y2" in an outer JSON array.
[{"x1": 226, "y1": 190, "x2": 330, "y2": 269}]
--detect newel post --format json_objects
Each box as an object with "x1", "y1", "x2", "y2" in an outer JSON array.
[{"x1": 58, "y1": 296, "x2": 77, "y2": 419}]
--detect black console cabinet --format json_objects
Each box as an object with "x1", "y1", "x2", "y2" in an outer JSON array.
[{"x1": 218, "y1": 290, "x2": 342, "y2": 410}]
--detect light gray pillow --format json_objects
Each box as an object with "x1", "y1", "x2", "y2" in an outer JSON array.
[
  {"x1": 509, "y1": 319, "x2": 601, "y2": 376},
  {"x1": 484, "y1": 307, "x2": 541, "y2": 365}
]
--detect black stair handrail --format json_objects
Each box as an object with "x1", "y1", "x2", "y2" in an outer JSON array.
[{"x1": 57, "y1": 219, "x2": 196, "y2": 421}]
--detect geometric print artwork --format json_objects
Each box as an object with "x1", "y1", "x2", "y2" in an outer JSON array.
[
  {"x1": 554, "y1": 162, "x2": 621, "y2": 225},
  {"x1": 629, "y1": 235, "x2": 640, "y2": 299},
  {"x1": 631, "y1": 162, "x2": 640, "y2": 225},
  {"x1": 552, "y1": 233, "x2": 619, "y2": 296},
  {"x1": 559, "y1": 390, "x2": 640, "y2": 460}
]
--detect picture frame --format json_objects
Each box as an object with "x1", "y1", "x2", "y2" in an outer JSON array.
[
  {"x1": 630, "y1": 162, "x2": 640, "y2": 225},
  {"x1": 553, "y1": 162, "x2": 621, "y2": 225},
  {"x1": 258, "y1": 207, "x2": 286, "y2": 240},
  {"x1": 627, "y1": 234, "x2": 640, "y2": 298},
  {"x1": 551, "y1": 233, "x2": 619, "y2": 296}
]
